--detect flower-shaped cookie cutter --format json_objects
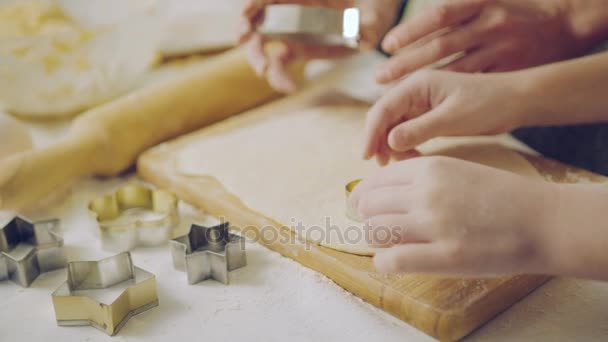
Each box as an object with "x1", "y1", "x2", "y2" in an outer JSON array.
[
  {"x1": 51, "y1": 252, "x2": 159, "y2": 336},
  {"x1": 345, "y1": 179, "x2": 362, "y2": 222},
  {"x1": 88, "y1": 184, "x2": 179, "y2": 252},
  {"x1": 0, "y1": 215, "x2": 66, "y2": 287},
  {"x1": 171, "y1": 222, "x2": 246, "y2": 284}
]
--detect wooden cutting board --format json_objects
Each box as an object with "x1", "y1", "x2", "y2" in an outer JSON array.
[{"x1": 137, "y1": 87, "x2": 605, "y2": 341}]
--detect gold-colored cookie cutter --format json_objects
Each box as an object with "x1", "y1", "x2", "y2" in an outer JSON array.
[
  {"x1": 88, "y1": 184, "x2": 179, "y2": 252},
  {"x1": 0, "y1": 215, "x2": 66, "y2": 287},
  {"x1": 345, "y1": 179, "x2": 362, "y2": 222},
  {"x1": 51, "y1": 252, "x2": 159, "y2": 336}
]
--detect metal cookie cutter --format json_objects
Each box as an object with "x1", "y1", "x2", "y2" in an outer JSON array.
[
  {"x1": 51, "y1": 252, "x2": 159, "y2": 336},
  {"x1": 257, "y1": 4, "x2": 360, "y2": 48},
  {"x1": 171, "y1": 222, "x2": 246, "y2": 285},
  {"x1": 345, "y1": 179, "x2": 363, "y2": 222},
  {"x1": 89, "y1": 184, "x2": 179, "y2": 252},
  {"x1": 0, "y1": 216, "x2": 66, "y2": 287}
]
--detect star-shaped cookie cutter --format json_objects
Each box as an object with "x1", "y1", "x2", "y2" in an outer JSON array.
[
  {"x1": 171, "y1": 222, "x2": 246, "y2": 284},
  {"x1": 0, "y1": 215, "x2": 66, "y2": 287},
  {"x1": 51, "y1": 252, "x2": 159, "y2": 336},
  {"x1": 88, "y1": 184, "x2": 179, "y2": 252}
]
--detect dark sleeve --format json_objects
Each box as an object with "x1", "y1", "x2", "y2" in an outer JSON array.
[
  {"x1": 513, "y1": 124, "x2": 608, "y2": 176},
  {"x1": 378, "y1": 0, "x2": 409, "y2": 56}
]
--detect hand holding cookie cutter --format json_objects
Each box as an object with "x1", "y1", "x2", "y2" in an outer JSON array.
[
  {"x1": 171, "y1": 222, "x2": 246, "y2": 285},
  {"x1": 88, "y1": 184, "x2": 179, "y2": 252},
  {"x1": 51, "y1": 252, "x2": 159, "y2": 336},
  {"x1": 0, "y1": 215, "x2": 66, "y2": 287}
]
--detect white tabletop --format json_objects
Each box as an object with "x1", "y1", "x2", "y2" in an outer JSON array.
[{"x1": 2, "y1": 1, "x2": 608, "y2": 340}]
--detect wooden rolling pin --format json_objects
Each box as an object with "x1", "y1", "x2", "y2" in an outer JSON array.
[{"x1": 0, "y1": 48, "x2": 303, "y2": 210}]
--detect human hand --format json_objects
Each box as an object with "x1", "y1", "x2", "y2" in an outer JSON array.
[
  {"x1": 349, "y1": 156, "x2": 559, "y2": 277},
  {"x1": 376, "y1": 0, "x2": 593, "y2": 84},
  {"x1": 363, "y1": 69, "x2": 529, "y2": 165},
  {"x1": 239, "y1": 0, "x2": 402, "y2": 92}
]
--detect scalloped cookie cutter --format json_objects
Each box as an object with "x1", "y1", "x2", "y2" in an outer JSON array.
[
  {"x1": 0, "y1": 215, "x2": 66, "y2": 287},
  {"x1": 51, "y1": 252, "x2": 159, "y2": 336},
  {"x1": 171, "y1": 222, "x2": 246, "y2": 285},
  {"x1": 345, "y1": 179, "x2": 362, "y2": 222},
  {"x1": 88, "y1": 184, "x2": 179, "y2": 252},
  {"x1": 257, "y1": 5, "x2": 360, "y2": 48}
]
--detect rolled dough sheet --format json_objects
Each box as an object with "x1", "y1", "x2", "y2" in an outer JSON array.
[{"x1": 176, "y1": 106, "x2": 542, "y2": 256}]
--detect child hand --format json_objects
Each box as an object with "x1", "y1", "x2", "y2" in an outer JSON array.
[
  {"x1": 363, "y1": 69, "x2": 528, "y2": 165},
  {"x1": 349, "y1": 156, "x2": 560, "y2": 277}
]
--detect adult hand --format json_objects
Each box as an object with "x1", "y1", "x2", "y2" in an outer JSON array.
[
  {"x1": 376, "y1": 0, "x2": 598, "y2": 84},
  {"x1": 239, "y1": 0, "x2": 402, "y2": 92}
]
